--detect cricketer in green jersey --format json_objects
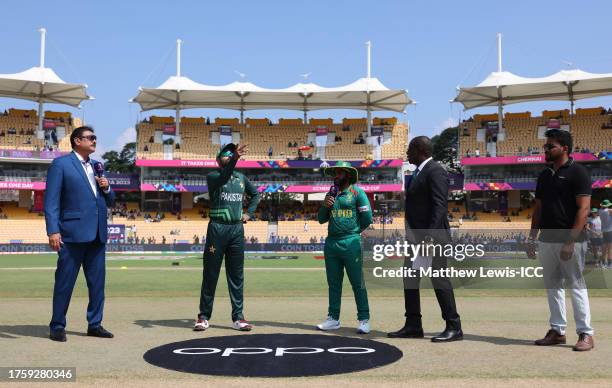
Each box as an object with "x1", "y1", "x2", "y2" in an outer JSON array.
[
  {"x1": 194, "y1": 143, "x2": 261, "y2": 332},
  {"x1": 316, "y1": 161, "x2": 373, "y2": 334}
]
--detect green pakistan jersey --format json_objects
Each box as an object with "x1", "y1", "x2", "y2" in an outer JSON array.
[
  {"x1": 207, "y1": 157, "x2": 261, "y2": 223},
  {"x1": 318, "y1": 185, "x2": 373, "y2": 238}
]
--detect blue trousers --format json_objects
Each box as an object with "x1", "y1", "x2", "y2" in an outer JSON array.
[{"x1": 50, "y1": 240, "x2": 106, "y2": 331}]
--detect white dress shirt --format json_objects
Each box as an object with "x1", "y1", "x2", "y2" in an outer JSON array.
[
  {"x1": 414, "y1": 157, "x2": 433, "y2": 176},
  {"x1": 73, "y1": 151, "x2": 98, "y2": 197}
]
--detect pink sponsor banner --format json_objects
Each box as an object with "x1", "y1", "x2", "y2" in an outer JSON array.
[
  {"x1": 140, "y1": 184, "x2": 156, "y2": 191},
  {"x1": 43, "y1": 119, "x2": 56, "y2": 129},
  {"x1": 136, "y1": 159, "x2": 263, "y2": 168},
  {"x1": 547, "y1": 119, "x2": 560, "y2": 129},
  {"x1": 358, "y1": 184, "x2": 403, "y2": 192},
  {"x1": 163, "y1": 124, "x2": 176, "y2": 135},
  {"x1": 461, "y1": 153, "x2": 598, "y2": 165},
  {"x1": 592, "y1": 179, "x2": 612, "y2": 189},
  {"x1": 464, "y1": 182, "x2": 514, "y2": 191},
  {"x1": 135, "y1": 159, "x2": 404, "y2": 168},
  {"x1": 0, "y1": 181, "x2": 46, "y2": 190},
  {"x1": 284, "y1": 184, "x2": 402, "y2": 193}
]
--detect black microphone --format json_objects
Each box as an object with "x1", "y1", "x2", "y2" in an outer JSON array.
[
  {"x1": 328, "y1": 184, "x2": 339, "y2": 198},
  {"x1": 93, "y1": 162, "x2": 105, "y2": 178}
]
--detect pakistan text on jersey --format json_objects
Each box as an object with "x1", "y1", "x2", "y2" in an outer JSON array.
[{"x1": 220, "y1": 192, "x2": 243, "y2": 201}]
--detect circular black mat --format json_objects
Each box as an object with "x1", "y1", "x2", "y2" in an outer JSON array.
[{"x1": 143, "y1": 333, "x2": 403, "y2": 377}]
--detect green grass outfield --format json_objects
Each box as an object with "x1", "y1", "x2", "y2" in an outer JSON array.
[
  {"x1": 1, "y1": 252, "x2": 611, "y2": 298},
  {"x1": 1, "y1": 252, "x2": 612, "y2": 386}
]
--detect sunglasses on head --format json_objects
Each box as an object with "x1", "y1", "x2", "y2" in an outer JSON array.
[{"x1": 79, "y1": 135, "x2": 97, "y2": 142}]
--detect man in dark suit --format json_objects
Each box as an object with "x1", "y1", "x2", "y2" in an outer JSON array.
[
  {"x1": 44, "y1": 126, "x2": 116, "y2": 342},
  {"x1": 388, "y1": 136, "x2": 463, "y2": 342}
]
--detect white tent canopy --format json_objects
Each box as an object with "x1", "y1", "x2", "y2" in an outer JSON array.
[
  {"x1": 0, "y1": 66, "x2": 91, "y2": 107},
  {"x1": 131, "y1": 76, "x2": 412, "y2": 112},
  {"x1": 454, "y1": 69, "x2": 612, "y2": 110}
]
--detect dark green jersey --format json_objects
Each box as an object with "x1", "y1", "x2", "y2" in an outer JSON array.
[
  {"x1": 207, "y1": 157, "x2": 260, "y2": 223},
  {"x1": 318, "y1": 185, "x2": 373, "y2": 238}
]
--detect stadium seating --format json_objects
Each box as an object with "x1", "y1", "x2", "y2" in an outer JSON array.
[
  {"x1": 136, "y1": 123, "x2": 165, "y2": 159},
  {"x1": 0, "y1": 204, "x2": 47, "y2": 243},
  {"x1": 0, "y1": 198, "x2": 408, "y2": 244},
  {"x1": 460, "y1": 108, "x2": 612, "y2": 157},
  {"x1": 0, "y1": 109, "x2": 75, "y2": 153},
  {"x1": 136, "y1": 117, "x2": 408, "y2": 161}
]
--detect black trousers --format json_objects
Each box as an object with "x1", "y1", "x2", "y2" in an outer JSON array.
[
  {"x1": 199, "y1": 222, "x2": 245, "y2": 322},
  {"x1": 403, "y1": 255, "x2": 461, "y2": 329}
]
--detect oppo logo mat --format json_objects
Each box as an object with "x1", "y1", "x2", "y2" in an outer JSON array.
[{"x1": 144, "y1": 333, "x2": 403, "y2": 377}]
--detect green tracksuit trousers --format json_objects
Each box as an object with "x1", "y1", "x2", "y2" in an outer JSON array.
[{"x1": 324, "y1": 235, "x2": 370, "y2": 321}]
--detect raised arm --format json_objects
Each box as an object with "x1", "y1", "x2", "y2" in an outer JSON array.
[
  {"x1": 208, "y1": 144, "x2": 247, "y2": 192},
  {"x1": 207, "y1": 156, "x2": 238, "y2": 192}
]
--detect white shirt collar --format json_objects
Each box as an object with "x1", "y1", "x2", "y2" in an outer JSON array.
[
  {"x1": 416, "y1": 157, "x2": 433, "y2": 173},
  {"x1": 73, "y1": 150, "x2": 91, "y2": 164}
]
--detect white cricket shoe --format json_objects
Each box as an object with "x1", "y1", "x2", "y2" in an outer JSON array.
[
  {"x1": 194, "y1": 317, "x2": 209, "y2": 331},
  {"x1": 316, "y1": 316, "x2": 341, "y2": 331},
  {"x1": 232, "y1": 319, "x2": 253, "y2": 331},
  {"x1": 357, "y1": 319, "x2": 371, "y2": 334}
]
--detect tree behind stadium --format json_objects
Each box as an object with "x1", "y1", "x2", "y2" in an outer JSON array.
[
  {"x1": 102, "y1": 142, "x2": 136, "y2": 173},
  {"x1": 431, "y1": 126, "x2": 460, "y2": 173}
]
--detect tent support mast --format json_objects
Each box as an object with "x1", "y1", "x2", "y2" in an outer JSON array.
[
  {"x1": 567, "y1": 81, "x2": 576, "y2": 116},
  {"x1": 240, "y1": 94, "x2": 244, "y2": 124},
  {"x1": 38, "y1": 28, "x2": 47, "y2": 133},
  {"x1": 175, "y1": 39, "x2": 182, "y2": 138},
  {"x1": 366, "y1": 40, "x2": 372, "y2": 136},
  {"x1": 496, "y1": 33, "x2": 504, "y2": 132}
]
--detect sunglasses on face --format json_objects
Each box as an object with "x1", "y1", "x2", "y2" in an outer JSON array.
[{"x1": 79, "y1": 135, "x2": 97, "y2": 142}]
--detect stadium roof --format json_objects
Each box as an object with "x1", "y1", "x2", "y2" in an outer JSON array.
[
  {"x1": 454, "y1": 69, "x2": 612, "y2": 110},
  {"x1": 0, "y1": 66, "x2": 92, "y2": 107},
  {"x1": 130, "y1": 76, "x2": 413, "y2": 113}
]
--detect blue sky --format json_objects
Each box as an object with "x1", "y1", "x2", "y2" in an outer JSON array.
[{"x1": 2, "y1": 0, "x2": 612, "y2": 158}]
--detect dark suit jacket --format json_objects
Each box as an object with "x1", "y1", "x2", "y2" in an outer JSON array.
[
  {"x1": 44, "y1": 153, "x2": 115, "y2": 243},
  {"x1": 404, "y1": 159, "x2": 451, "y2": 244}
]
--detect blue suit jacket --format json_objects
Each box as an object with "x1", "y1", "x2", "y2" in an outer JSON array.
[{"x1": 44, "y1": 152, "x2": 116, "y2": 243}]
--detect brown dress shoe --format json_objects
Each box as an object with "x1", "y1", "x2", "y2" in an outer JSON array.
[
  {"x1": 573, "y1": 333, "x2": 594, "y2": 351},
  {"x1": 535, "y1": 329, "x2": 566, "y2": 346}
]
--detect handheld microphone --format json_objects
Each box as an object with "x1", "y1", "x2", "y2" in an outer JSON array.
[
  {"x1": 328, "y1": 184, "x2": 339, "y2": 198},
  {"x1": 93, "y1": 162, "x2": 105, "y2": 178}
]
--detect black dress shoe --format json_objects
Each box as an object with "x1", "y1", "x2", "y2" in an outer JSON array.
[
  {"x1": 431, "y1": 328, "x2": 463, "y2": 342},
  {"x1": 387, "y1": 326, "x2": 424, "y2": 338},
  {"x1": 87, "y1": 326, "x2": 114, "y2": 338},
  {"x1": 50, "y1": 329, "x2": 67, "y2": 342}
]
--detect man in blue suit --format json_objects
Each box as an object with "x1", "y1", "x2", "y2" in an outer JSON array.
[{"x1": 44, "y1": 126, "x2": 115, "y2": 342}]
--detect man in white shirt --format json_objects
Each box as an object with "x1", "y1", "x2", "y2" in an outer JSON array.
[
  {"x1": 599, "y1": 199, "x2": 612, "y2": 268},
  {"x1": 587, "y1": 209, "x2": 603, "y2": 266},
  {"x1": 44, "y1": 126, "x2": 115, "y2": 342}
]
